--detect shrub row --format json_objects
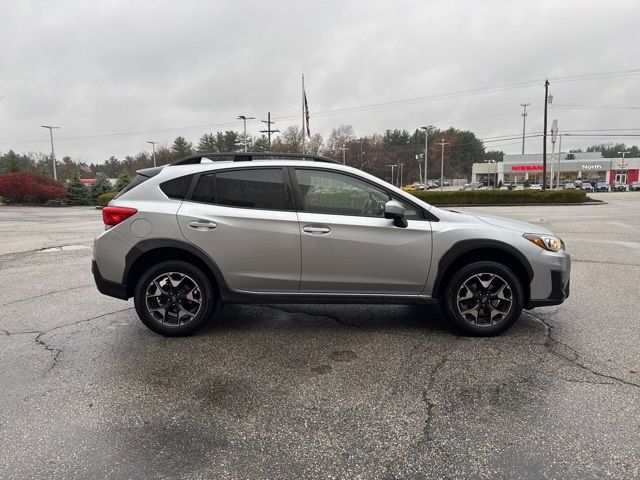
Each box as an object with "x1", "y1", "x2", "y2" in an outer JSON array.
[
  {"x1": 0, "y1": 172, "x2": 67, "y2": 204},
  {"x1": 97, "y1": 192, "x2": 118, "y2": 206},
  {"x1": 410, "y1": 189, "x2": 588, "y2": 205}
]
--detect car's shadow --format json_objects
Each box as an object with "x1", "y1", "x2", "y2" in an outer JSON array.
[{"x1": 198, "y1": 303, "x2": 453, "y2": 336}]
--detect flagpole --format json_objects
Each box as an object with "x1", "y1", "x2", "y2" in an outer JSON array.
[{"x1": 301, "y1": 74, "x2": 305, "y2": 154}]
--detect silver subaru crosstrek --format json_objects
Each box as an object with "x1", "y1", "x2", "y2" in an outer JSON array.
[{"x1": 92, "y1": 153, "x2": 570, "y2": 337}]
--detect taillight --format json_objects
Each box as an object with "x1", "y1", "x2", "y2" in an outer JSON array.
[{"x1": 102, "y1": 206, "x2": 138, "y2": 228}]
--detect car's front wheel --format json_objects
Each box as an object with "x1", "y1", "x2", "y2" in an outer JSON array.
[
  {"x1": 134, "y1": 261, "x2": 215, "y2": 336},
  {"x1": 441, "y1": 261, "x2": 524, "y2": 336}
]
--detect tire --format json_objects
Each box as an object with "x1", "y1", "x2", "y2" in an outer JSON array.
[
  {"x1": 134, "y1": 260, "x2": 215, "y2": 337},
  {"x1": 441, "y1": 261, "x2": 524, "y2": 336}
]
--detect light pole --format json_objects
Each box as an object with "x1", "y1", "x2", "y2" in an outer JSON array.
[
  {"x1": 41, "y1": 125, "x2": 60, "y2": 180},
  {"x1": 438, "y1": 139, "x2": 449, "y2": 191},
  {"x1": 237, "y1": 115, "x2": 255, "y2": 152},
  {"x1": 147, "y1": 141, "x2": 157, "y2": 167},
  {"x1": 415, "y1": 154, "x2": 423, "y2": 186},
  {"x1": 399, "y1": 163, "x2": 404, "y2": 187},
  {"x1": 542, "y1": 80, "x2": 550, "y2": 190},
  {"x1": 520, "y1": 103, "x2": 530, "y2": 155},
  {"x1": 550, "y1": 119, "x2": 558, "y2": 188},
  {"x1": 420, "y1": 126, "x2": 432, "y2": 186},
  {"x1": 340, "y1": 144, "x2": 347, "y2": 165},
  {"x1": 387, "y1": 164, "x2": 397, "y2": 186}
]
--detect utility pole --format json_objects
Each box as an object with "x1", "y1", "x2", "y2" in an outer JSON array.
[
  {"x1": 260, "y1": 112, "x2": 280, "y2": 151},
  {"x1": 237, "y1": 115, "x2": 255, "y2": 152},
  {"x1": 146, "y1": 141, "x2": 157, "y2": 167},
  {"x1": 41, "y1": 125, "x2": 60, "y2": 180},
  {"x1": 520, "y1": 103, "x2": 530, "y2": 155},
  {"x1": 415, "y1": 154, "x2": 423, "y2": 185},
  {"x1": 438, "y1": 139, "x2": 449, "y2": 191},
  {"x1": 387, "y1": 164, "x2": 397, "y2": 185},
  {"x1": 542, "y1": 80, "x2": 550, "y2": 190},
  {"x1": 399, "y1": 163, "x2": 404, "y2": 187},
  {"x1": 340, "y1": 144, "x2": 347, "y2": 165}
]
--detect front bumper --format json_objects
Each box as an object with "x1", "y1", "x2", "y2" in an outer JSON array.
[{"x1": 526, "y1": 271, "x2": 570, "y2": 308}]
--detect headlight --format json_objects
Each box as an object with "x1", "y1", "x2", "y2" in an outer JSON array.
[{"x1": 523, "y1": 233, "x2": 564, "y2": 252}]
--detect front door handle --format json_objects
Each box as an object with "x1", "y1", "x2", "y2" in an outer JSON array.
[
  {"x1": 188, "y1": 220, "x2": 217, "y2": 231},
  {"x1": 302, "y1": 224, "x2": 331, "y2": 235}
]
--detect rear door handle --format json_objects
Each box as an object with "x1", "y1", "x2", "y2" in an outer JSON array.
[
  {"x1": 188, "y1": 220, "x2": 217, "y2": 231},
  {"x1": 302, "y1": 224, "x2": 331, "y2": 235}
]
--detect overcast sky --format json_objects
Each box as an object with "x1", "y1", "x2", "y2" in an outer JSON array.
[{"x1": 1, "y1": 0, "x2": 640, "y2": 163}]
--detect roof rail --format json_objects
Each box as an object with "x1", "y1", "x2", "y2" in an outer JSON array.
[{"x1": 170, "y1": 152, "x2": 341, "y2": 166}]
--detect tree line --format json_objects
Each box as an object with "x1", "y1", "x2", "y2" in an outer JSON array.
[{"x1": 2, "y1": 126, "x2": 638, "y2": 186}]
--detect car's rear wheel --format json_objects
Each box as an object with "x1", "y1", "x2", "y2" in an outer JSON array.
[
  {"x1": 134, "y1": 261, "x2": 215, "y2": 336},
  {"x1": 441, "y1": 261, "x2": 523, "y2": 336}
]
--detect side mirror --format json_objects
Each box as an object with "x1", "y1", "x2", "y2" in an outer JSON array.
[{"x1": 384, "y1": 200, "x2": 408, "y2": 228}]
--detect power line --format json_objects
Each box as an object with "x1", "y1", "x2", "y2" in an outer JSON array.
[{"x1": 554, "y1": 103, "x2": 640, "y2": 110}]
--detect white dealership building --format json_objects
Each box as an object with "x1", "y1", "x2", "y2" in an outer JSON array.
[{"x1": 472, "y1": 152, "x2": 640, "y2": 185}]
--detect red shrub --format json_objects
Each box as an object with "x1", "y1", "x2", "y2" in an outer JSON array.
[{"x1": 0, "y1": 172, "x2": 67, "y2": 204}]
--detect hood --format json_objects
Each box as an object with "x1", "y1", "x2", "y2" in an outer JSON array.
[{"x1": 468, "y1": 212, "x2": 553, "y2": 235}]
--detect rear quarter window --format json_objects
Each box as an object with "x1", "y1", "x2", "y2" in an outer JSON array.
[{"x1": 160, "y1": 175, "x2": 194, "y2": 200}]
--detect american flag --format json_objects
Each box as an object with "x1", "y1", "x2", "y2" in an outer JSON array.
[
  {"x1": 79, "y1": 162, "x2": 91, "y2": 173},
  {"x1": 304, "y1": 90, "x2": 310, "y2": 138}
]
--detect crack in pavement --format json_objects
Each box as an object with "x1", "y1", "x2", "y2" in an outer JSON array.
[
  {"x1": 419, "y1": 354, "x2": 448, "y2": 445},
  {"x1": 4, "y1": 284, "x2": 94, "y2": 306},
  {"x1": 34, "y1": 332, "x2": 62, "y2": 375},
  {"x1": 384, "y1": 353, "x2": 449, "y2": 475},
  {"x1": 526, "y1": 312, "x2": 639, "y2": 389},
  {"x1": 2, "y1": 307, "x2": 134, "y2": 375}
]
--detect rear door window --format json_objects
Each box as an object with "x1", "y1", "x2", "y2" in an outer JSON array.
[{"x1": 189, "y1": 168, "x2": 290, "y2": 210}]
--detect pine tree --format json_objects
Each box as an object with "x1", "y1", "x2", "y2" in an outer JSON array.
[
  {"x1": 89, "y1": 173, "x2": 114, "y2": 200},
  {"x1": 114, "y1": 171, "x2": 132, "y2": 191},
  {"x1": 2, "y1": 151, "x2": 21, "y2": 173},
  {"x1": 171, "y1": 136, "x2": 193, "y2": 158},
  {"x1": 66, "y1": 175, "x2": 90, "y2": 205},
  {"x1": 197, "y1": 133, "x2": 217, "y2": 153}
]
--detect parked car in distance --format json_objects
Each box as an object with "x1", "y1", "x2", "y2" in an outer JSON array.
[
  {"x1": 611, "y1": 182, "x2": 627, "y2": 192},
  {"x1": 92, "y1": 152, "x2": 570, "y2": 337},
  {"x1": 514, "y1": 185, "x2": 525, "y2": 191},
  {"x1": 595, "y1": 182, "x2": 610, "y2": 192},
  {"x1": 402, "y1": 184, "x2": 417, "y2": 192},
  {"x1": 529, "y1": 184, "x2": 542, "y2": 190},
  {"x1": 461, "y1": 182, "x2": 482, "y2": 191},
  {"x1": 630, "y1": 181, "x2": 640, "y2": 191},
  {"x1": 581, "y1": 183, "x2": 594, "y2": 192},
  {"x1": 563, "y1": 183, "x2": 576, "y2": 190}
]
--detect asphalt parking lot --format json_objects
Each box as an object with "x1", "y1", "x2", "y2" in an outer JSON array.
[{"x1": 1, "y1": 193, "x2": 639, "y2": 479}]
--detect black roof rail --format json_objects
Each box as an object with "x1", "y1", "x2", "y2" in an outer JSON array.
[{"x1": 170, "y1": 152, "x2": 341, "y2": 166}]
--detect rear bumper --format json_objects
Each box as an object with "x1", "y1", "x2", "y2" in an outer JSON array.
[{"x1": 92, "y1": 260, "x2": 129, "y2": 300}]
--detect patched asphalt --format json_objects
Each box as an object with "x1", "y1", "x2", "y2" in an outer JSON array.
[{"x1": 0, "y1": 195, "x2": 638, "y2": 479}]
